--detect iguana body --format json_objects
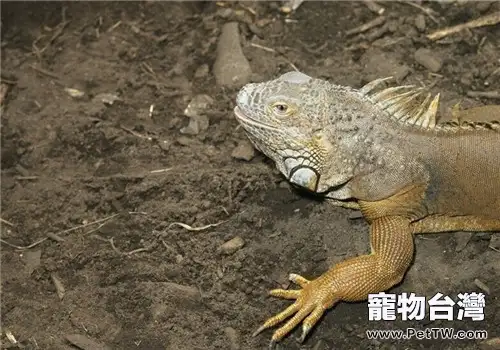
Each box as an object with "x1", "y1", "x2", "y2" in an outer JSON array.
[{"x1": 233, "y1": 71, "x2": 500, "y2": 345}]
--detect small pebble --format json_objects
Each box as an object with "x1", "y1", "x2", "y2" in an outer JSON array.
[
  {"x1": 231, "y1": 140, "x2": 256, "y2": 161},
  {"x1": 176, "y1": 136, "x2": 193, "y2": 146},
  {"x1": 414, "y1": 48, "x2": 443, "y2": 73},
  {"x1": 224, "y1": 327, "x2": 240, "y2": 350},
  {"x1": 393, "y1": 65, "x2": 411, "y2": 83},
  {"x1": 194, "y1": 64, "x2": 209, "y2": 79},
  {"x1": 220, "y1": 236, "x2": 245, "y2": 255},
  {"x1": 489, "y1": 233, "x2": 500, "y2": 251},
  {"x1": 414, "y1": 14, "x2": 426, "y2": 32},
  {"x1": 163, "y1": 282, "x2": 201, "y2": 301},
  {"x1": 94, "y1": 92, "x2": 121, "y2": 105},
  {"x1": 474, "y1": 278, "x2": 491, "y2": 295}
]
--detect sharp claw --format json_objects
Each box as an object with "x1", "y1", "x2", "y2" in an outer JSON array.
[
  {"x1": 298, "y1": 324, "x2": 312, "y2": 343},
  {"x1": 253, "y1": 325, "x2": 267, "y2": 337},
  {"x1": 268, "y1": 339, "x2": 276, "y2": 350}
]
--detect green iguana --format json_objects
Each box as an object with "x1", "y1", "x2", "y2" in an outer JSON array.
[{"x1": 233, "y1": 71, "x2": 500, "y2": 346}]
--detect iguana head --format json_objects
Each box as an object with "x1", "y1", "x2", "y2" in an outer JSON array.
[
  {"x1": 235, "y1": 71, "x2": 452, "y2": 197},
  {"x1": 234, "y1": 71, "x2": 343, "y2": 193}
]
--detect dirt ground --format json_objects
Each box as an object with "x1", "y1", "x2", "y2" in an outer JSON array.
[{"x1": 1, "y1": 2, "x2": 499, "y2": 349}]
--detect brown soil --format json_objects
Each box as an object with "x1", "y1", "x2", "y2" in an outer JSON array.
[{"x1": 1, "y1": 2, "x2": 499, "y2": 350}]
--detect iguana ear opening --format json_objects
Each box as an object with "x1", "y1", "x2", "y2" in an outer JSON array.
[{"x1": 289, "y1": 167, "x2": 318, "y2": 192}]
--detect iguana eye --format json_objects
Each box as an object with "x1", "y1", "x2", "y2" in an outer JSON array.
[{"x1": 272, "y1": 102, "x2": 290, "y2": 116}]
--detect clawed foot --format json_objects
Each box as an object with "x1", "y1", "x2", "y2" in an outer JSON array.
[{"x1": 254, "y1": 273, "x2": 338, "y2": 347}]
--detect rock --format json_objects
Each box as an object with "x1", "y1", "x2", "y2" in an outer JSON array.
[
  {"x1": 213, "y1": 22, "x2": 252, "y2": 88},
  {"x1": 231, "y1": 140, "x2": 256, "y2": 161},
  {"x1": 454, "y1": 231, "x2": 472, "y2": 252},
  {"x1": 414, "y1": 48, "x2": 443, "y2": 73},
  {"x1": 162, "y1": 282, "x2": 201, "y2": 301},
  {"x1": 181, "y1": 94, "x2": 212, "y2": 135},
  {"x1": 194, "y1": 64, "x2": 209, "y2": 79},
  {"x1": 393, "y1": 65, "x2": 411, "y2": 83},
  {"x1": 480, "y1": 337, "x2": 500, "y2": 350},
  {"x1": 414, "y1": 14, "x2": 426, "y2": 32},
  {"x1": 180, "y1": 115, "x2": 209, "y2": 135},
  {"x1": 220, "y1": 236, "x2": 245, "y2": 255},
  {"x1": 489, "y1": 233, "x2": 500, "y2": 251},
  {"x1": 22, "y1": 249, "x2": 41, "y2": 276},
  {"x1": 183, "y1": 94, "x2": 213, "y2": 118},
  {"x1": 65, "y1": 334, "x2": 111, "y2": 350}
]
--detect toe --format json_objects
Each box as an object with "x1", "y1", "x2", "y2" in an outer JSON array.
[
  {"x1": 298, "y1": 306, "x2": 325, "y2": 342},
  {"x1": 269, "y1": 288, "x2": 301, "y2": 299},
  {"x1": 254, "y1": 303, "x2": 300, "y2": 336},
  {"x1": 271, "y1": 304, "x2": 314, "y2": 342},
  {"x1": 289, "y1": 273, "x2": 310, "y2": 287}
]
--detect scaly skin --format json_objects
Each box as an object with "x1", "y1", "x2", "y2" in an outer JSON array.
[{"x1": 233, "y1": 71, "x2": 500, "y2": 346}]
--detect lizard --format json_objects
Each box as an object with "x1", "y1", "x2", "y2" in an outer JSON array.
[{"x1": 233, "y1": 71, "x2": 500, "y2": 346}]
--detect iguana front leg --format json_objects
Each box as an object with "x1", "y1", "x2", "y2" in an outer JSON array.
[{"x1": 255, "y1": 215, "x2": 414, "y2": 345}]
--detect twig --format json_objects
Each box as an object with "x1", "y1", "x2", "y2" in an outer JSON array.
[
  {"x1": 46, "y1": 232, "x2": 65, "y2": 242},
  {"x1": 167, "y1": 220, "x2": 227, "y2": 231},
  {"x1": 346, "y1": 16, "x2": 386, "y2": 36},
  {"x1": 427, "y1": 11, "x2": 500, "y2": 41},
  {"x1": 250, "y1": 43, "x2": 276, "y2": 53},
  {"x1": 29, "y1": 64, "x2": 61, "y2": 80},
  {"x1": 467, "y1": 91, "x2": 500, "y2": 99},
  {"x1": 120, "y1": 126, "x2": 153, "y2": 141},
  {"x1": 92, "y1": 235, "x2": 123, "y2": 255},
  {"x1": 126, "y1": 247, "x2": 152, "y2": 255},
  {"x1": 39, "y1": 20, "x2": 70, "y2": 54},
  {"x1": 107, "y1": 20, "x2": 122, "y2": 32},
  {"x1": 0, "y1": 218, "x2": 14, "y2": 226},
  {"x1": 249, "y1": 43, "x2": 299, "y2": 71},
  {"x1": 0, "y1": 214, "x2": 119, "y2": 250},
  {"x1": 91, "y1": 234, "x2": 155, "y2": 256},
  {"x1": 363, "y1": 1, "x2": 385, "y2": 15},
  {"x1": 0, "y1": 237, "x2": 48, "y2": 250},
  {"x1": 150, "y1": 168, "x2": 173, "y2": 174},
  {"x1": 0, "y1": 79, "x2": 17, "y2": 85},
  {"x1": 51, "y1": 273, "x2": 65, "y2": 300},
  {"x1": 14, "y1": 176, "x2": 39, "y2": 180},
  {"x1": 399, "y1": 1, "x2": 439, "y2": 24}
]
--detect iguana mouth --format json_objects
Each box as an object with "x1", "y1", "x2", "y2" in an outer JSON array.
[{"x1": 233, "y1": 106, "x2": 279, "y2": 131}]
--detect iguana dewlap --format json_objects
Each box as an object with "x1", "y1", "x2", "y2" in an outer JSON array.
[{"x1": 233, "y1": 71, "x2": 500, "y2": 345}]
